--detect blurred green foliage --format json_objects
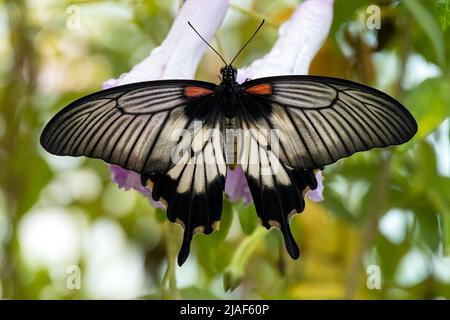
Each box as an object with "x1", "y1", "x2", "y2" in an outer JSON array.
[
  {"x1": 434, "y1": 0, "x2": 450, "y2": 31},
  {"x1": 0, "y1": 0, "x2": 449, "y2": 300}
]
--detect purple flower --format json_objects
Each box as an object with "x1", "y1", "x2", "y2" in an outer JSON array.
[
  {"x1": 106, "y1": 0, "x2": 333, "y2": 206},
  {"x1": 308, "y1": 170, "x2": 325, "y2": 202},
  {"x1": 109, "y1": 164, "x2": 164, "y2": 208},
  {"x1": 224, "y1": 166, "x2": 252, "y2": 205}
]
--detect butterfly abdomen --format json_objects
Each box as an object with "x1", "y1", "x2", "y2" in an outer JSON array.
[{"x1": 225, "y1": 117, "x2": 239, "y2": 170}]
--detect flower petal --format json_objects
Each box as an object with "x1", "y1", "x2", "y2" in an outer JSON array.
[
  {"x1": 109, "y1": 165, "x2": 165, "y2": 208},
  {"x1": 111, "y1": 0, "x2": 229, "y2": 85},
  {"x1": 307, "y1": 171, "x2": 324, "y2": 202},
  {"x1": 224, "y1": 166, "x2": 252, "y2": 205},
  {"x1": 236, "y1": 0, "x2": 334, "y2": 82}
]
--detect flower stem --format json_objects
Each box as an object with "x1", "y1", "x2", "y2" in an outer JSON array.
[
  {"x1": 161, "y1": 221, "x2": 180, "y2": 299},
  {"x1": 224, "y1": 227, "x2": 267, "y2": 291}
]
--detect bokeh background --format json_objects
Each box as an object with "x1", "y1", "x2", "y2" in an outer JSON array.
[{"x1": 0, "y1": 0, "x2": 449, "y2": 299}]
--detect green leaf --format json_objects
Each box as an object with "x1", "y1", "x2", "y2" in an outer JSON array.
[
  {"x1": 210, "y1": 199, "x2": 234, "y2": 243},
  {"x1": 236, "y1": 201, "x2": 258, "y2": 235},
  {"x1": 15, "y1": 154, "x2": 52, "y2": 217},
  {"x1": 415, "y1": 207, "x2": 442, "y2": 252},
  {"x1": 154, "y1": 208, "x2": 166, "y2": 223},
  {"x1": 434, "y1": 0, "x2": 450, "y2": 31},
  {"x1": 331, "y1": 0, "x2": 373, "y2": 34},
  {"x1": 131, "y1": 1, "x2": 172, "y2": 44},
  {"x1": 334, "y1": 153, "x2": 379, "y2": 181},
  {"x1": 323, "y1": 188, "x2": 359, "y2": 224},
  {"x1": 444, "y1": 213, "x2": 450, "y2": 253},
  {"x1": 405, "y1": 76, "x2": 450, "y2": 138},
  {"x1": 376, "y1": 233, "x2": 410, "y2": 284},
  {"x1": 407, "y1": 141, "x2": 439, "y2": 193},
  {"x1": 194, "y1": 200, "x2": 234, "y2": 276},
  {"x1": 426, "y1": 177, "x2": 450, "y2": 217},
  {"x1": 403, "y1": 0, "x2": 446, "y2": 67}
]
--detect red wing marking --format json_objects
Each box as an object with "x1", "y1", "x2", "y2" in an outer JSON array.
[
  {"x1": 184, "y1": 86, "x2": 215, "y2": 97},
  {"x1": 244, "y1": 83, "x2": 273, "y2": 95}
]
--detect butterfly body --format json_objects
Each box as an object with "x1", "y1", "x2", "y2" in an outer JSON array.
[{"x1": 215, "y1": 66, "x2": 242, "y2": 119}]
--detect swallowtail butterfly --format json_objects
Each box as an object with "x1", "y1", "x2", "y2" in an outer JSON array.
[{"x1": 40, "y1": 21, "x2": 417, "y2": 265}]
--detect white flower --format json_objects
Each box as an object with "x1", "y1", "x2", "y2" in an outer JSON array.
[
  {"x1": 107, "y1": 0, "x2": 334, "y2": 204},
  {"x1": 237, "y1": 0, "x2": 334, "y2": 81},
  {"x1": 106, "y1": 0, "x2": 229, "y2": 86}
]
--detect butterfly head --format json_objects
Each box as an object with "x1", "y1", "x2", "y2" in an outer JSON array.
[{"x1": 220, "y1": 65, "x2": 237, "y2": 84}]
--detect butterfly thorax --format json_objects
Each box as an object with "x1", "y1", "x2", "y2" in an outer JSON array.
[
  {"x1": 217, "y1": 83, "x2": 241, "y2": 119},
  {"x1": 218, "y1": 65, "x2": 241, "y2": 119}
]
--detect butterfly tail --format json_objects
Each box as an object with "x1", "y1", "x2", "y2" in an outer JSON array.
[{"x1": 244, "y1": 158, "x2": 318, "y2": 259}]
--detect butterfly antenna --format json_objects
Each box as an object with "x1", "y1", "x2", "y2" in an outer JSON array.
[
  {"x1": 229, "y1": 19, "x2": 265, "y2": 66},
  {"x1": 188, "y1": 21, "x2": 228, "y2": 65}
]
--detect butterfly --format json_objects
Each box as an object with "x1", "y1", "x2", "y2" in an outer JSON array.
[{"x1": 40, "y1": 20, "x2": 417, "y2": 266}]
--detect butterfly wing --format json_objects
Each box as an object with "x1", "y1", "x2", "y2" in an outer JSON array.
[
  {"x1": 41, "y1": 80, "x2": 228, "y2": 266},
  {"x1": 237, "y1": 108, "x2": 319, "y2": 258},
  {"x1": 237, "y1": 75, "x2": 417, "y2": 258},
  {"x1": 40, "y1": 79, "x2": 217, "y2": 174},
  {"x1": 142, "y1": 108, "x2": 227, "y2": 266},
  {"x1": 240, "y1": 75, "x2": 417, "y2": 170}
]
